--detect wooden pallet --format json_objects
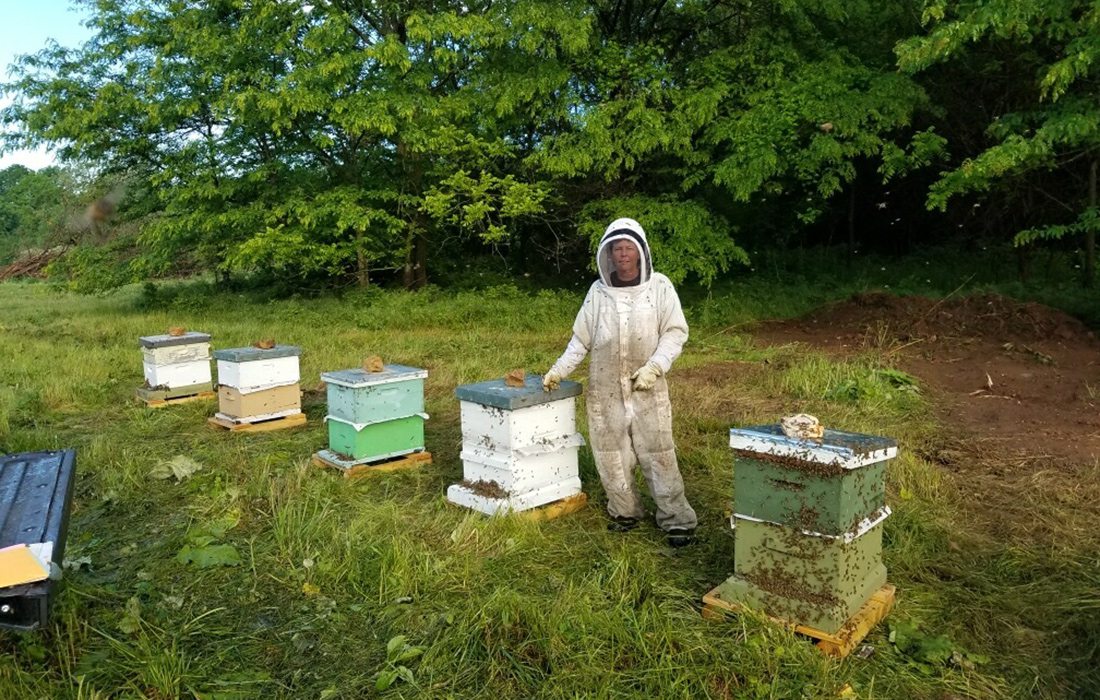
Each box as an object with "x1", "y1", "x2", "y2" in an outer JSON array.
[
  {"x1": 313, "y1": 450, "x2": 432, "y2": 478},
  {"x1": 207, "y1": 412, "x2": 307, "y2": 433},
  {"x1": 702, "y1": 583, "x2": 896, "y2": 659},
  {"x1": 515, "y1": 492, "x2": 588, "y2": 522},
  {"x1": 445, "y1": 490, "x2": 589, "y2": 522},
  {"x1": 135, "y1": 387, "x2": 215, "y2": 409}
]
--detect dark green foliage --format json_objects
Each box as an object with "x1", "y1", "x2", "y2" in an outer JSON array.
[{"x1": 2, "y1": 0, "x2": 946, "y2": 289}]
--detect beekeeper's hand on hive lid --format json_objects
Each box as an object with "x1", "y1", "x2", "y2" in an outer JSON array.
[
  {"x1": 542, "y1": 370, "x2": 561, "y2": 392},
  {"x1": 545, "y1": 217, "x2": 697, "y2": 547}
]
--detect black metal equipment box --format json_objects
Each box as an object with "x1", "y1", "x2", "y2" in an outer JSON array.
[{"x1": 0, "y1": 450, "x2": 77, "y2": 631}]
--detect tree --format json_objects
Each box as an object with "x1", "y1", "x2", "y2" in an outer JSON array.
[
  {"x1": 897, "y1": 0, "x2": 1100, "y2": 284},
  {"x1": 2, "y1": 0, "x2": 591, "y2": 289},
  {"x1": 536, "y1": 0, "x2": 939, "y2": 279},
  {"x1": 0, "y1": 165, "x2": 72, "y2": 265}
]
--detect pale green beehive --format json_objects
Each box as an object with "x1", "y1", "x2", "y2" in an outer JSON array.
[
  {"x1": 723, "y1": 424, "x2": 896, "y2": 634},
  {"x1": 718, "y1": 512, "x2": 888, "y2": 634}
]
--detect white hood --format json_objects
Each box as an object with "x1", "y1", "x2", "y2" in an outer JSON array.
[{"x1": 596, "y1": 218, "x2": 653, "y2": 287}]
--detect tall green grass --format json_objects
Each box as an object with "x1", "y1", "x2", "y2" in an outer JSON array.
[{"x1": 0, "y1": 277, "x2": 1096, "y2": 698}]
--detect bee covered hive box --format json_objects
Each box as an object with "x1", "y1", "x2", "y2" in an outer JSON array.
[
  {"x1": 716, "y1": 424, "x2": 897, "y2": 635},
  {"x1": 447, "y1": 374, "x2": 585, "y2": 515}
]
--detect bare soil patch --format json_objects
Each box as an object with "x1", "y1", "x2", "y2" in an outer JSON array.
[{"x1": 751, "y1": 291, "x2": 1100, "y2": 546}]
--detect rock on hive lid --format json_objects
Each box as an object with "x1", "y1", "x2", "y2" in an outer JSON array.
[
  {"x1": 213, "y1": 345, "x2": 301, "y2": 362},
  {"x1": 729, "y1": 423, "x2": 897, "y2": 470},
  {"x1": 321, "y1": 365, "x2": 428, "y2": 388},
  {"x1": 455, "y1": 374, "x2": 581, "y2": 409},
  {"x1": 139, "y1": 332, "x2": 211, "y2": 349}
]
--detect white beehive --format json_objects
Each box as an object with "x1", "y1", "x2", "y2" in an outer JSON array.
[
  {"x1": 212, "y1": 345, "x2": 302, "y2": 423},
  {"x1": 139, "y1": 332, "x2": 212, "y2": 391},
  {"x1": 447, "y1": 374, "x2": 584, "y2": 515},
  {"x1": 215, "y1": 354, "x2": 300, "y2": 393}
]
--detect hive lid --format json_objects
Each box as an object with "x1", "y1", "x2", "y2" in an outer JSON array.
[
  {"x1": 455, "y1": 374, "x2": 581, "y2": 409},
  {"x1": 213, "y1": 345, "x2": 301, "y2": 362},
  {"x1": 321, "y1": 365, "x2": 427, "y2": 388},
  {"x1": 729, "y1": 424, "x2": 897, "y2": 470},
  {"x1": 139, "y1": 332, "x2": 211, "y2": 348}
]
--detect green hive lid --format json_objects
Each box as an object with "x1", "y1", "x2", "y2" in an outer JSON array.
[
  {"x1": 321, "y1": 365, "x2": 427, "y2": 388},
  {"x1": 139, "y1": 331, "x2": 211, "y2": 348},
  {"x1": 729, "y1": 424, "x2": 897, "y2": 470},
  {"x1": 455, "y1": 374, "x2": 581, "y2": 409},
  {"x1": 213, "y1": 345, "x2": 301, "y2": 362}
]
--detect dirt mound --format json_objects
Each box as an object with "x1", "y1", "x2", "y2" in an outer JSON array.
[
  {"x1": 753, "y1": 291, "x2": 1100, "y2": 466},
  {"x1": 747, "y1": 291, "x2": 1100, "y2": 550},
  {"x1": 793, "y1": 291, "x2": 1093, "y2": 345}
]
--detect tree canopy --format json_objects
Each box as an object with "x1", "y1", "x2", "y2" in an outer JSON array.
[{"x1": 11, "y1": 0, "x2": 1081, "y2": 289}]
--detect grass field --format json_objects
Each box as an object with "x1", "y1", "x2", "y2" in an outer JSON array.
[{"x1": 0, "y1": 270, "x2": 1096, "y2": 699}]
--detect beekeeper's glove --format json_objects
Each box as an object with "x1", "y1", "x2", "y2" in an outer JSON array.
[
  {"x1": 542, "y1": 370, "x2": 562, "y2": 392},
  {"x1": 630, "y1": 362, "x2": 662, "y2": 391}
]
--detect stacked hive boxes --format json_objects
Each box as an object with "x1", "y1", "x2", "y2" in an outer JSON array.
[
  {"x1": 213, "y1": 345, "x2": 302, "y2": 424},
  {"x1": 447, "y1": 374, "x2": 585, "y2": 515},
  {"x1": 137, "y1": 332, "x2": 213, "y2": 401},
  {"x1": 716, "y1": 424, "x2": 896, "y2": 634},
  {"x1": 317, "y1": 365, "x2": 429, "y2": 467}
]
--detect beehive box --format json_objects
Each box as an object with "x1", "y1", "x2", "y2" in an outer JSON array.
[
  {"x1": 718, "y1": 510, "x2": 890, "y2": 634},
  {"x1": 0, "y1": 450, "x2": 77, "y2": 631},
  {"x1": 447, "y1": 374, "x2": 584, "y2": 515},
  {"x1": 139, "y1": 332, "x2": 212, "y2": 389},
  {"x1": 214, "y1": 345, "x2": 301, "y2": 393},
  {"x1": 317, "y1": 365, "x2": 428, "y2": 463},
  {"x1": 718, "y1": 424, "x2": 896, "y2": 636},
  {"x1": 326, "y1": 414, "x2": 427, "y2": 462},
  {"x1": 323, "y1": 366, "x2": 426, "y2": 425},
  {"x1": 730, "y1": 425, "x2": 896, "y2": 535},
  {"x1": 217, "y1": 383, "x2": 301, "y2": 420}
]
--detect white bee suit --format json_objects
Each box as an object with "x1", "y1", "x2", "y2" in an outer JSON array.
[{"x1": 549, "y1": 218, "x2": 698, "y2": 531}]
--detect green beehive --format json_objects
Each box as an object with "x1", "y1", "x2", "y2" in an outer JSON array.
[
  {"x1": 326, "y1": 414, "x2": 426, "y2": 462},
  {"x1": 720, "y1": 424, "x2": 896, "y2": 635},
  {"x1": 730, "y1": 424, "x2": 895, "y2": 535},
  {"x1": 322, "y1": 366, "x2": 426, "y2": 425},
  {"x1": 717, "y1": 512, "x2": 889, "y2": 634}
]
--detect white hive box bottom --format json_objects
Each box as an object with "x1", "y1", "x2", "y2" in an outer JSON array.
[
  {"x1": 143, "y1": 359, "x2": 212, "y2": 389},
  {"x1": 458, "y1": 441, "x2": 582, "y2": 494},
  {"x1": 446, "y1": 478, "x2": 582, "y2": 515}
]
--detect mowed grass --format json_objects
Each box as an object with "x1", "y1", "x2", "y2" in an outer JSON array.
[{"x1": 0, "y1": 279, "x2": 1095, "y2": 699}]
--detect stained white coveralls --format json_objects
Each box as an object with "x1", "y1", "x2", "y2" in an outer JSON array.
[{"x1": 548, "y1": 219, "x2": 698, "y2": 531}]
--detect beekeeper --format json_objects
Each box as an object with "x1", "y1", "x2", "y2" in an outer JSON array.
[{"x1": 543, "y1": 218, "x2": 697, "y2": 547}]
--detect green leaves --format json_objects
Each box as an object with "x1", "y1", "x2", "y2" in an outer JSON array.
[
  {"x1": 375, "y1": 635, "x2": 425, "y2": 691},
  {"x1": 177, "y1": 515, "x2": 242, "y2": 569}
]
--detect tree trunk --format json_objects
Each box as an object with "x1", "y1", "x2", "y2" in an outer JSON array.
[
  {"x1": 402, "y1": 219, "x2": 428, "y2": 290},
  {"x1": 397, "y1": 138, "x2": 429, "y2": 290},
  {"x1": 356, "y1": 247, "x2": 369, "y2": 288},
  {"x1": 1086, "y1": 160, "x2": 1097, "y2": 288},
  {"x1": 847, "y1": 180, "x2": 856, "y2": 265}
]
